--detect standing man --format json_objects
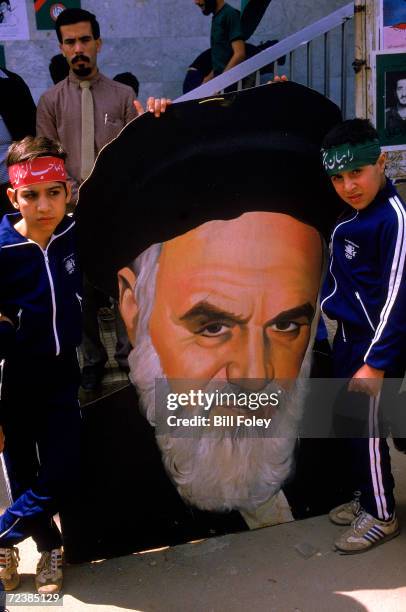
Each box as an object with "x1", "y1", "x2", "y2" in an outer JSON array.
[
  {"x1": 36, "y1": 8, "x2": 168, "y2": 390},
  {"x1": 194, "y1": 0, "x2": 246, "y2": 82}
]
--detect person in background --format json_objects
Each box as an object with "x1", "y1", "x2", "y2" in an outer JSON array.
[
  {"x1": 113, "y1": 72, "x2": 139, "y2": 98},
  {"x1": 194, "y1": 0, "x2": 246, "y2": 83},
  {"x1": 0, "y1": 67, "x2": 36, "y2": 220},
  {"x1": 37, "y1": 8, "x2": 170, "y2": 390},
  {"x1": 48, "y1": 54, "x2": 69, "y2": 85}
]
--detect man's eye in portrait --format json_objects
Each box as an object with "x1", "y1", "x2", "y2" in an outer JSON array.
[
  {"x1": 196, "y1": 321, "x2": 234, "y2": 337},
  {"x1": 269, "y1": 321, "x2": 301, "y2": 334}
]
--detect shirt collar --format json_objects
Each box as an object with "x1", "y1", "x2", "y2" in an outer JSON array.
[{"x1": 68, "y1": 69, "x2": 102, "y2": 87}]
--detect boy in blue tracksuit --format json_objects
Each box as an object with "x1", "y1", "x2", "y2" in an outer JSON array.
[
  {"x1": 320, "y1": 119, "x2": 406, "y2": 553},
  {"x1": 0, "y1": 136, "x2": 82, "y2": 591}
]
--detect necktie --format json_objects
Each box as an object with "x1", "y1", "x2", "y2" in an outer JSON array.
[{"x1": 80, "y1": 80, "x2": 95, "y2": 181}]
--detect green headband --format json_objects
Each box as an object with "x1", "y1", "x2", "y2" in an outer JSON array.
[{"x1": 321, "y1": 140, "x2": 381, "y2": 176}]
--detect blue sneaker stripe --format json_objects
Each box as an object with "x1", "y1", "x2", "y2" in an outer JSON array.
[
  {"x1": 363, "y1": 533, "x2": 377, "y2": 543},
  {"x1": 370, "y1": 526, "x2": 385, "y2": 537}
]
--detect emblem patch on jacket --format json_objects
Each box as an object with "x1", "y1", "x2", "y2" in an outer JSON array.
[
  {"x1": 344, "y1": 239, "x2": 359, "y2": 260},
  {"x1": 64, "y1": 254, "x2": 76, "y2": 274}
]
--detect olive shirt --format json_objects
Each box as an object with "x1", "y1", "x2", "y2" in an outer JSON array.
[
  {"x1": 211, "y1": 3, "x2": 244, "y2": 76},
  {"x1": 36, "y1": 71, "x2": 137, "y2": 190}
]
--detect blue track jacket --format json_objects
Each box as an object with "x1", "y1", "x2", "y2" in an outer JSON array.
[
  {"x1": 0, "y1": 213, "x2": 82, "y2": 359},
  {"x1": 321, "y1": 180, "x2": 406, "y2": 372}
]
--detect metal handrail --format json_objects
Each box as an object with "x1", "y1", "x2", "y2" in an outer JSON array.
[{"x1": 176, "y1": 2, "x2": 354, "y2": 103}]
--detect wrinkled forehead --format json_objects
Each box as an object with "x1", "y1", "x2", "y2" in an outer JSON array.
[{"x1": 159, "y1": 212, "x2": 322, "y2": 274}]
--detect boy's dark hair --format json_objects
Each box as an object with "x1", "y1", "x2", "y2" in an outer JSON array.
[
  {"x1": 49, "y1": 54, "x2": 70, "y2": 84},
  {"x1": 113, "y1": 72, "x2": 139, "y2": 97},
  {"x1": 322, "y1": 118, "x2": 378, "y2": 150},
  {"x1": 49, "y1": 53, "x2": 69, "y2": 85},
  {"x1": 7, "y1": 136, "x2": 66, "y2": 167},
  {"x1": 55, "y1": 8, "x2": 100, "y2": 43}
]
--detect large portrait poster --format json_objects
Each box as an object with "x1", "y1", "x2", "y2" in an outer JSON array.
[
  {"x1": 375, "y1": 51, "x2": 406, "y2": 150},
  {"x1": 62, "y1": 82, "x2": 357, "y2": 563},
  {"x1": 380, "y1": 0, "x2": 406, "y2": 50},
  {"x1": 0, "y1": 0, "x2": 29, "y2": 40}
]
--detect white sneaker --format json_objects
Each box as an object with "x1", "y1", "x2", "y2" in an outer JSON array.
[
  {"x1": 334, "y1": 510, "x2": 400, "y2": 554},
  {"x1": 35, "y1": 548, "x2": 63, "y2": 594},
  {"x1": 329, "y1": 491, "x2": 361, "y2": 526},
  {"x1": 0, "y1": 546, "x2": 20, "y2": 591}
]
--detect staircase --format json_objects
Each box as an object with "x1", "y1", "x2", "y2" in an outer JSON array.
[{"x1": 176, "y1": 2, "x2": 355, "y2": 118}]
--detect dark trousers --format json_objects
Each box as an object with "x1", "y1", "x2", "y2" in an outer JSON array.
[
  {"x1": 81, "y1": 276, "x2": 131, "y2": 370},
  {"x1": 0, "y1": 352, "x2": 81, "y2": 551},
  {"x1": 332, "y1": 330, "x2": 399, "y2": 520},
  {"x1": 81, "y1": 276, "x2": 108, "y2": 368}
]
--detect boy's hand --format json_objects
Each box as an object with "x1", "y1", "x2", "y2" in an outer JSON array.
[
  {"x1": 133, "y1": 97, "x2": 172, "y2": 118},
  {"x1": 0, "y1": 427, "x2": 5, "y2": 453},
  {"x1": 348, "y1": 364, "x2": 384, "y2": 397}
]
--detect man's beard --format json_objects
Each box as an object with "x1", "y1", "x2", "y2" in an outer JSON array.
[
  {"x1": 71, "y1": 54, "x2": 92, "y2": 77},
  {"x1": 128, "y1": 320, "x2": 312, "y2": 513}
]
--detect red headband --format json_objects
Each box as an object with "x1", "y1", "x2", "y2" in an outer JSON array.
[{"x1": 8, "y1": 157, "x2": 67, "y2": 189}]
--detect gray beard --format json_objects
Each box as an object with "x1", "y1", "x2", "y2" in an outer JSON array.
[{"x1": 128, "y1": 330, "x2": 311, "y2": 513}]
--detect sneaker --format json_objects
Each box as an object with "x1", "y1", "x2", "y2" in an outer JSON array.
[
  {"x1": 329, "y1": 491, "x2": 361, "y2": 525},
  {"x1": 334, "y1": 510, "x2": 400, "y2": 554},
  {"x1": 0, "y1": 547, "x2": 20, "y2": 591},
  {"x1": 35, "y1": 548, "x2": 63, "y2": 594}
]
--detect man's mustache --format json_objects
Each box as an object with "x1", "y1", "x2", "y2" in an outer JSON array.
[{"x1": 72, "y1": 54, "x2": 90, "y2": 64}]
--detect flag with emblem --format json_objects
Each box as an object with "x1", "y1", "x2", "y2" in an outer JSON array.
[
  {"x1": 34, "y1": 0, "x2": 81, "y2": 31},
  {"x1": 241, "y1": 0, "x2": 273, "y2": 40}
]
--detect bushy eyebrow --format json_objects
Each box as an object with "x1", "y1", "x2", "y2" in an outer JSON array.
[
  {"x1": 180, "y1": 301, "x2": 248, "y2": 324},
  {"x1": 63, "y1": 35, "x2": 92, "y2": 43},
  {"x1": 269, "y1": 303, "x2": 315, "y2": 325},
  {"x1": 180, "y1": 301, "x2": 314, "y2": 326}
]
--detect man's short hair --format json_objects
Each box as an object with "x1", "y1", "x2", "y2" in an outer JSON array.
[
  {"x1": 322, "y1": 118, "x2": 378, "y2": 150},
  {"x1": 55, "y1": 8, "x2": 100, "y2": 43},
  {"x1": 7, "y1": 136, "x2": 66, "y2": 167}
]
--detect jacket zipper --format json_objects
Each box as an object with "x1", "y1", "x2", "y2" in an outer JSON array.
[
  {"x1": 75, "y1": 293, "x2": 82, "y2": 311},
  {"x1": 16, "y1": 308, "x2": 22, "y2": 331},
  {"x1": 43, "y1": 243, "x2": 60, "y2": 356},
  {"x1": 320, "y1": 212, "x2": 359, "y2": 315},
  {"x1": 355, "y1": 291, "x2": 376, "y2": 331},
  {"x1": 341, "y1": 321, "x2": 347, "y2": 343}
]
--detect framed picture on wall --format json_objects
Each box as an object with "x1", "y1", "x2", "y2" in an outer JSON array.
[
  {"x1": 380, "y1": 0, "x2": 406, "y2": 50},
  {"x1": 0, "y1": 0, "x2": 29, "y2": 40},
  {"x1": 34, "y1": 0, "x2": 81, "y2": 31},
  {"x1": 375, "y1": 51, "x2": 406, "y2": 150}
]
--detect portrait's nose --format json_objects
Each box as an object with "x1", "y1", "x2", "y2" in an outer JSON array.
[{"x1": 226, "y1": 327, "x2": 272, "y2": 391}]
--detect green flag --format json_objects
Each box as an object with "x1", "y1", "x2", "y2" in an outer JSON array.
[
  {"x1": 241, "y1": 0, "x2": 273, "y2": 40},
  {"x1": 34, "y1": 0, "x2": 81, "y2": 31}
]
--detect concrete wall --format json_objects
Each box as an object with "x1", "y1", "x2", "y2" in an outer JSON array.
[{"x1": 2, "y1": 0, "x2": 350, "y2": 105}]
